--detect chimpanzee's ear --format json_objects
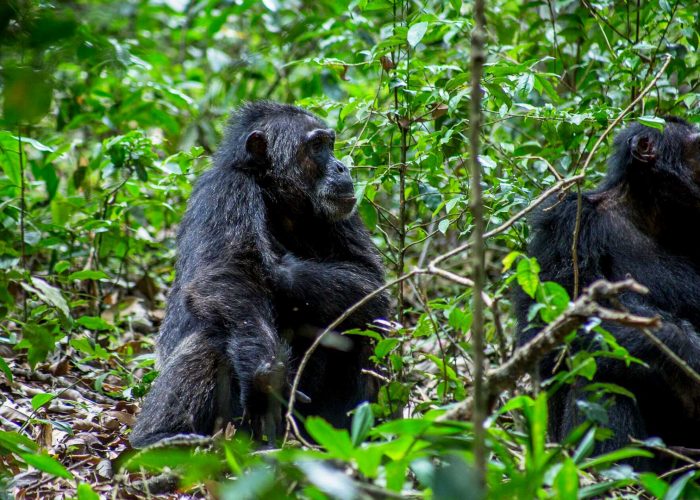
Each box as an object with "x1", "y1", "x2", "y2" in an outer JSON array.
[
  {"x1": 630, "y1": 134, "x2": 657, "y2": 164},
  {"x1": 245, "y1": 130, "x2": 267, "y2": 159}
]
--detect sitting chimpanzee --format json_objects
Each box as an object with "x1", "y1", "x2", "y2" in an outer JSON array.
[
  {"x1": 130, "y1": 101, "x2": 390, "y2": 447},
  {"x1": 516, "y1": 117, "x2": 700, "y2": 467}
]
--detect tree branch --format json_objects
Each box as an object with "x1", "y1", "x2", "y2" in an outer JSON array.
[{"x1": 437, "y1": 279, "x2": 658, "y2": 422}]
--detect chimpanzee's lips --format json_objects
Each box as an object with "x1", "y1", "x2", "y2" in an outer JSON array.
[{"x1": 336, "y1": 194, "x2": 357, "y2": 204}]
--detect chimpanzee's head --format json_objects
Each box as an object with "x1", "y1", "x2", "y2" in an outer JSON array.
[
  {"x1": 219, "y1": 101, "x2": 356, "y2": 221},
  {"x1": 607, "y1": 117, "x2": 700, "y2": 205}
]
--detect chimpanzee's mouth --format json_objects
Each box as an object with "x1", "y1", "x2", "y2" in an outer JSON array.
[{"x1": 335, "y1": 194, "x2": 357, "y2": 205}]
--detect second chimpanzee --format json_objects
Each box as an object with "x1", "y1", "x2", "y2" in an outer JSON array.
[
  {"x1": 516, "y1": 117, "x2": 700, "y2": 467},
  {"x1": 130, "y1": 102, "x2": 390, "y2": 447}
]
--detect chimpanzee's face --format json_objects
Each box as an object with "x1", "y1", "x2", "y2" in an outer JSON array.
[
  {"x1": 301, "y1": 126, "x2": 356, "y2": 221},
  {"x1": 245, "y1": 114, "x2": 357, "y2": 221}
]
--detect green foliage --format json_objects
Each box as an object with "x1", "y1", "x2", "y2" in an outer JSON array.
[{"x1": 1, "y1": 0, "x2": 699, "y2": 497}]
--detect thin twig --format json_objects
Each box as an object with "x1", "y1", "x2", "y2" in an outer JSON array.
[{"x1": 639, "y1": 328, "x2": 700, "y2": 385}]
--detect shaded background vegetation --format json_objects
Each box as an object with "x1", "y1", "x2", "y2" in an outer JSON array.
[{"x1": 1, "y1": 0, "x2": 699, "y2": 498}]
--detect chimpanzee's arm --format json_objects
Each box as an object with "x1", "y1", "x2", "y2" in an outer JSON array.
[
  {"x1": 272, "y1": 217, "x2": 390, "y2": 328},
  {"x1": 183, "y1": 263, "x2": 287, "y2": 403},
  {"x1": 274, "y1": 253, "x2": 389, "y2": 328}
]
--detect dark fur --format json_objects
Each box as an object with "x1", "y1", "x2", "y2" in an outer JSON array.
[
  {"x1": 516, "y1": 117, "x2": 700, "y2": 468},
  {"x1": 131, "y1": 102, "x2": 389, "y2": 447}
]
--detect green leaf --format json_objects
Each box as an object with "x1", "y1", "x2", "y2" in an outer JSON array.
[
  {"x1": 19, "y1": 323, "x2": 57, "y2": 369},
  {"x1": 0, "y1": 430, "x2": 37, "y2": 454},
  {"x1": 219, "y1": 467, "x2": 275, "y2": 499},
  {"x1": 448, "y1": 307, "x2": 471, "y2": 333},
  {"x1": 664, "y1": 471, "x2": 696, "y2": 500},
  {"x1": 0, "y1": 356, "x2": 12, "y2": 383},
  {"x1": 21, "y1": 277, "x2": 70, "y2": 318},
  {"x1": 536, "y1": 281, "x2": 570, "y2": 322},
  {"x1": 639, "y1": 472, "x2": 668, "y2": 498},
  {"x1": 554, "y1": 458, "x2": 579, "y2": 498},
  {"x1": 353, "y1": 445, "x2": 383, "y2": 478},
  {"x1": 502, "y1": 251, "x2": 521, "y2": 272},
  {"x1": 373, "y1": 418, "x2": 433, "y2": 436},
  {"x1": 67, "y1": 270, "x2": 109, "y2": 281},
  {"x1": 31, "y1": 393, "x2": 56, "y2": 411},
  {"x1": 351, "y1": 402, "x2": 374, "y2": 446},
  {"x1": 20, "y1": 452, "x2": 73, "y2": 479},
  {"x1": 358, "y1": 200, "x2": 377, "y2": 231},
  {"x1": 53, "y1": 261, "x2": 71, "y2": 274},
  {"x1": 76, "y1": 316, "x2": 111, "y2": 331},
  {"x1": 516, "y1": 257, "x2": 540, "y2": 298},
  {"x1": 638, "y1": 116, "x2": 666, "y2": 131},
  {"x1": 374, "y1": 338, "x2": 399, "y2": 359},
  {"x1": 0, "y1": 131, "x2": 20, "y2": 187},
  {"x1": 582, "y1": 448, "x2": 653, "y2": 469},
  {"x1": 77, "y1": 483, "x2": 100, "y2": 500},
  {"x1": 407, "y1": 22, "x2": 428, "y2": 47},
  {"x1": 305, "y1": 417, "x2": 354, "y2": 460},
  {"x1": 572, "y1": 428, "x2": 596, "y2": 464}
]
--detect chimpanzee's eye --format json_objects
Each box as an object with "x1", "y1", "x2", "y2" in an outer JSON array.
[{"x1": 310, "y1": 138, "x2": 324, "y2": 154}]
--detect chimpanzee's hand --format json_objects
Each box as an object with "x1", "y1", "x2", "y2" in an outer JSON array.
[
  {"x1": 250, "y1": 359, "x2": 285, "y2": 444},
  {"x1": 248, "y1": 357, "x2": 311, "y2": 445}
]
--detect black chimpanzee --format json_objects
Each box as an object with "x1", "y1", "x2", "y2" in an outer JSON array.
[
  {"x1": 130, "y1": 101, "x2": 390, "y2": 447},
  {"x1": 516, "y1": 117, "x2": 700, "y2": 467}
]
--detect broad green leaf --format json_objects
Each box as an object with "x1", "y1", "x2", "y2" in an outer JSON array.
[
  {"x1": 77, "y1": 483, "x2": 100, "y2": 500},
  {"x1": 305, "y1": 417, "x2": 354, "y2": 460},
  {"x1": 536, "y1": 281, "x2": 570, "y2": 322},
  {"x1": 0, "y1": 430, "x2": 37, "y2": 454},
  {"x1": 665, "y1": 471, "x2": 696, "y2": 500},
  {"x1": 76, "y1": 316, "x2": 111, "y2": 331},
  {"x1": 448, "y1": 307, "x2": 471, "y2": 332},
  {"x1": 407, "y1": 22, "x2": 428, "y2": 47},
  {"x1": 18, "y1": 323, "x2": 57, "y2": 368},
  {"x1": 638, "y1": 116, "x2": 666, "y2": 131},
  {"x1": 639, "y1": 472, "x2": 669, "y2": 498},
  {"x1": 358, "y1": 200, "x2": 377, "y2": 231},
  {"x1": 502, "y1": 251, "x2": 521, "y2": 272},
  {"x1": 516, "y1": 257, "x2": 540, "y2": 298},
  {"x1": 31, "y1": 393, "x2": 56, "y2": 411},
  {"x1": 351, "y1": 402, "x2": 374, "y2": 446},
  {"x1": 374, "y1": 338, "x2": 399, "y2": 359},
  {"x1": 21, "y1": 277, "x2": 70, "y2": 318},
  {"x1": 20, "y1": 452, "x2": 73, "y2": 479},
  {"x1": 219, "y1": 467, "x2": 275, "y2": 499}
]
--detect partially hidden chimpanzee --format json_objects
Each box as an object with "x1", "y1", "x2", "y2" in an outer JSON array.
[
  {"x1": 516, "y1": 117, "x2": 700, "y2": 468},
  {"x1": 130, "y1": 101, "x2": 390, "y2": 447}
]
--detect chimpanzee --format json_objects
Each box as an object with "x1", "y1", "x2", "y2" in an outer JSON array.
[
  {"x1": 516, "y1": 117, "x2": 700, "y2": 468},
  {"x1": 130, "y1": 101, "x2": 390, "y2": 447}
]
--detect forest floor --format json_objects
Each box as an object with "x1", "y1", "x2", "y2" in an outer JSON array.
[{"x1": 0, "y1": 299, "x2": 194, "y2": 499}]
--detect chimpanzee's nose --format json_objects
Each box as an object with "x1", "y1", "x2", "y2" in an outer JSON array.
[
  {"x1": 334, "y1": 159, "x2": 347, "y2": 173},
  {"x1": 336, "y1": 179, "x2": 354, "y2": 197}
]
